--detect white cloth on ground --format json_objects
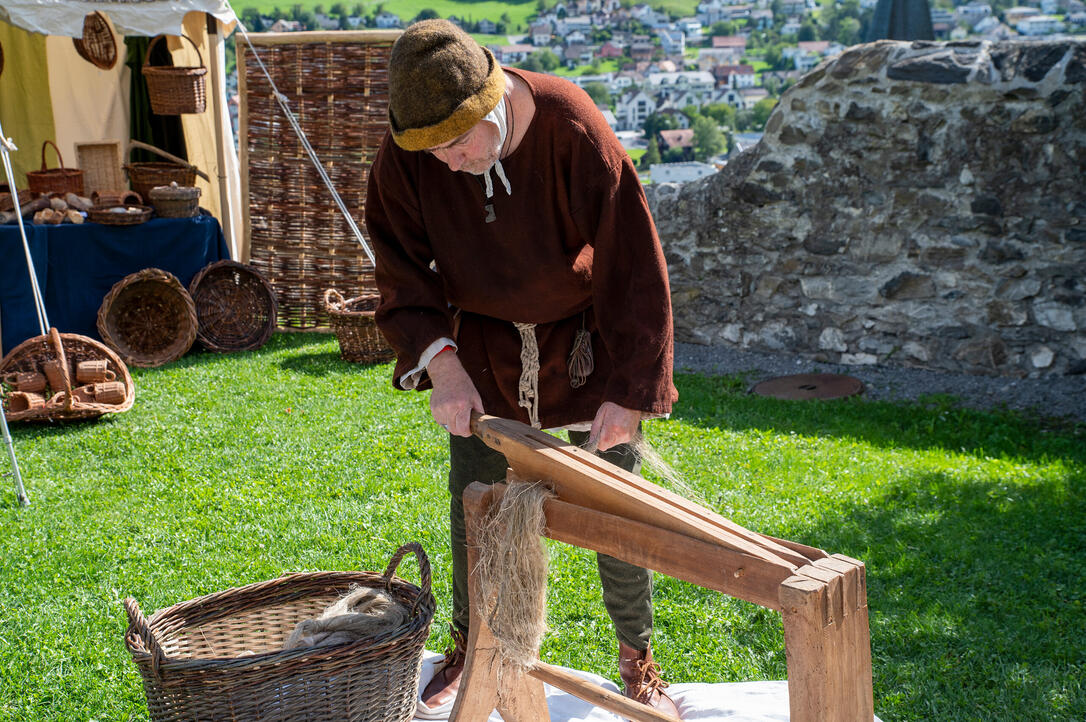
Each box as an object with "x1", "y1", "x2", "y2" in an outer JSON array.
[{"x1": 412, "y1": 650, "x2": 883, "y2": 721}]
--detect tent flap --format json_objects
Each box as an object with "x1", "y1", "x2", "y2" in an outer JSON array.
[{"x1": 0, "y1": 0, "x2": 236, "y2": 39}]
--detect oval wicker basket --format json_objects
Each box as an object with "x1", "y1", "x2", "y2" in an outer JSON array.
[
  {"x1": 0, "y1": 327, "x2": 135, "y2": 422},
  {"x1": 188, "y1": 260, "x2": 278, "y2": 353},
  {"x1": 324, "y1": 289, "x2": 395, "y2": 364},
  {"x1": 97, "y1": 268, "x2": 197, "y2": 368},
  {"x1": 87, "y1": 204, "x2": 153, "y2": 226},
  {"x1": 125, "y1": 141, "x2": 204, "y2": 202},
  {"x1": 26, "y1": 141, "x2": 84, "y2": 197},
  {"x1": 72, "y1": 11, "x2": 117, "y2": 70},
  {"x1": 124, "y1": 542, "x2": 434, "y2": 722},
  {"x1": 142, "y1": 34, "x2": 207, "y2": 115}
]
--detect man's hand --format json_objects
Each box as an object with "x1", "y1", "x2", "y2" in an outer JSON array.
[
  {"x1": 427, "y1": 350, "x2": 484, "y2": 437},
  {"x1": 589, "y1": 401, "x2": 641, "y2": 451}
]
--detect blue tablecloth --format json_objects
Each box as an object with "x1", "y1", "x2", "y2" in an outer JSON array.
[{"x1": 1, "y1": 215, "x2": 229, "y2": 356}]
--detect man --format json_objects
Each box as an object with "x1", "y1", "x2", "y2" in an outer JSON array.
[{"x1": 365, "y1": 20, "x2": 679, "y2": 715}]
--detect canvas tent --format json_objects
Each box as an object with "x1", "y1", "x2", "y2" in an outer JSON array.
[{"x1": 0, "y1": 0, "x2": 243, "y2": 257}]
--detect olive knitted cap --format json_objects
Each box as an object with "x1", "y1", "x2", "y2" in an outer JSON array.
[{"x1": 387, "y1": 19, "x2": 506, "y2": 151}]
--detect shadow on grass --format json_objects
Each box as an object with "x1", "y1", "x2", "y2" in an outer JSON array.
[
  {"x1": 671, "y1": 373, "x2": 1086, "y2": 468},
  {"x1": 786, "y1": 469, "x2": 1085, "y2": 721}
]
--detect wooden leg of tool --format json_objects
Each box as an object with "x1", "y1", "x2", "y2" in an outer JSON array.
[
  {"x1": 450, "y1": 483, "x2": 550, "y2": 722},
  {"x1": 779, "y1": 555, "x2": 874, "y2": 722}
]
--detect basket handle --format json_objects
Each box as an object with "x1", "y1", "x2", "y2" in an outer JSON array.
[
  {"x1": 127, "y1": 140, "x2": 210, "y2": 182},
  {"x1": 46, "y1": 327, "x2": 74, "y2": 411},
  {"x1": 124, "y1": 597, "x2": 169, "y2": 680},
  {"x1": 323, "y1": 288, "x2": 346, "y2": 312},
  {"x1": 39, "y1": 140, "x2": 65, "y2": 172},
  {"x1": 143, "y1": 33, "x2": 204, "y2": 71},
  {"x1": 382, "y1": 542, "x2": 432, "y2": 616}
]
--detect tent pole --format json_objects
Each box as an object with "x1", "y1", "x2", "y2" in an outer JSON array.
[
  {"x1": 1, "y1": 408, "x2": 29, "y2": 507},
  {"x1": 206, "y1": 12, "x2": 236, "y2": 259}
]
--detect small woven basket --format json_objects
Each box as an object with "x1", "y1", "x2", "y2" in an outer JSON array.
[
  {"x1": 142, "y1": 34, "x2": 207, "y2": 115},
  {"x1": 26, "y1": 141, "x2": 84, "y2": 197},
  {"x1": 188, "y1": 260, "x2": 278, "y2": 353},
  {"x1": 0, "y1": 327, "x2": 134, "y2": 422},
  {"x1": 124, "y1": 542, "x2": 434, "y2": 722},
  {"x1": 97, "y1": 268, "x2": 197, "y2": 368},
  {"x1": 324, "y1": 289, "x2": 395, "y2": 364},
  {"x1": 87, "y1": 204, "x2": 153, "y2": 226},
  {"x1": 148, "y1": 181, "x2": 200, "y2": 218}
]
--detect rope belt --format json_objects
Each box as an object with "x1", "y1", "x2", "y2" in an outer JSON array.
[{"x1": 514, "y1": 322, "x2": 541, "y2": 428}]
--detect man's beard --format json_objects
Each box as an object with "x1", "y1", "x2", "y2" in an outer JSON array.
[{"x1": 461, "y1": 137, "x2": 502, "y2": 175}]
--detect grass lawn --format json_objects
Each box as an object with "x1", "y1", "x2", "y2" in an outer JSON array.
[
  {"x1": 553, "y1": 60, "x2": 621, "y2": 77},
  {"x1": 627, "y1": 147, "x2": 647, "y2": 164},
  {"x1": 1, "y1": 333, "x2": 1083, "y2": 720}
]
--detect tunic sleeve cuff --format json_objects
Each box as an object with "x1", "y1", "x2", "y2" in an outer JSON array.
[{"x1": 398, "y1": 337, "x2": 458, "y2": 390}]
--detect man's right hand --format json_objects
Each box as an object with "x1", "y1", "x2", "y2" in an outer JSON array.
[{"x1": 426, "y1": 349, "x2": 484, "y2": 437}]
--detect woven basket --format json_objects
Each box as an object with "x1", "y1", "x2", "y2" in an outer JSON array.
[
  {"x1": 0, "y1": 327, "x2": 135, "y2": 422},
  {"x1": 97, "y1": 268, "x2": 197, "y2": 368},
  {"x1": 72, "y1": 11, "x2": 117, "y2": 70},
  {"x1": 26, "y1": 141, "x2": 84, "y2": 197},
  {"x1": 92, "y1": 189, "x2": 142, "y2": 207},
  {"x1": 148, "y1": 182, "x2": 200, "y2": 218},
  {"x1": 142, "y1": 34, "x2": 207, "y2": 115},
  {"x1": 125, "y1": 141, "x2": 203, "y2": 202},
  {"x1": 324, "y1": 289, "x2": 395, "y2": 364},
  {"x1": 188, "y1": 260, "x2": 278, "y2": 353},
  {"x1": 87, "y1": 204, "x2": 153, "y2": 226},
  {"x1": 76, "y1": 140, "x2": 124, "y2": 196},
  {"x1": 124, "y1": 542, "x2": 434, "y2": 722}
]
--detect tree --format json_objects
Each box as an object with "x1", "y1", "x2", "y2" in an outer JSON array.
[
  {"x1": 751, "y1": 97, "x2": 778, "y2": 129},
  {"x1": 583, "y1": 81, "x2": 611, "y2": 107},
  {"x1": 534, "y1": 49, "x2": 560, "y2": 71},
  {"x1": 703, "y1": 102, "x2": 737, "y2": 128},
  {"x1": 641, "y1": 137, "x2": 661, "y2": 169},
  {"x1": 641, "y1": 112, "x2": 678, "y2": 140},
  {"x1": 709, "y1": 20, "x2": 738, "y2": 36},
  {"x1": 518, "y1": 55, "x2": 545, "y2": 72},
  {"x1": 798, "y1": 20, "x2": 818, "y2": 42},
  {"x1": 692, "y1": 116, "x2": 726, "y2": 161},
  {"x1": 330, "y1": 2, "x2": 346, "y2": 15},
  {"x1": 241, "y1": 7, "x2": 265, "y2": 31},
  {"x1": 414, "y1": 8, "x2": 440, "y2": 22}
]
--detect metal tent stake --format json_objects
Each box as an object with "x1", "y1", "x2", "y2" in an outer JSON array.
[{"x1": 1, "y1": 410, "x2": 29, "y2": 507}]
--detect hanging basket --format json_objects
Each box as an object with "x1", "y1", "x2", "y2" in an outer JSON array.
[
  {"x1": 124, "y1": 542, "x2": 434, "y2": 722},
  {"x1": 72, "y1": 11, "x2": 117, "y2": 70},
  {"x1": 124, "y1": 140, "x2": 205, "y2": 202},
  {"x1": 188, "y1": 260, "x2": 278, "y2": 353},
  {"x1": 324, "y1": 289, "x2": 395, "y2": 364},
  {"x1": 97, "y1": 268, "x2": 198, "y2": 368},
  {"x1": 142, "y1": 34, "x2": 207, "y2": 115},
  {"x1": 26, "y1": 141, "x2": 84, "y2": 197},
  {"x1": 0, "y1": 327, "x2": 135, "y2": 422}
]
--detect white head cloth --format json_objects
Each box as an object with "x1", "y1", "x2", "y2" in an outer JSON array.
[{"x1": 480, "y1": 97, "x2": 512, "y2": 199}]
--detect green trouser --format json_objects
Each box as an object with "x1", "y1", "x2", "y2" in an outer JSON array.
[{"x1": 448, "y1": 430, "x2": 653, "y2": 651}]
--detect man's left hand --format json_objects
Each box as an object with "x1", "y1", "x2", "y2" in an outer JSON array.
[{"x1": 589, "y1": 402, "x2": 641, "y2": 452}]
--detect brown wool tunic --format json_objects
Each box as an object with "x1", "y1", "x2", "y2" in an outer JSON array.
[{"x1": 365, "y1": 68, "x2": 677, "y2": 429}]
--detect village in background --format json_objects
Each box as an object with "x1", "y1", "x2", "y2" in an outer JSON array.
[{"x1": 225, "y1": 0, "x2": 1086, "y2": 183}]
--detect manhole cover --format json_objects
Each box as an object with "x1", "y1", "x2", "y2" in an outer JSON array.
[{"x1": 750, "y1": 373, "x2": 865, "y2": 401}]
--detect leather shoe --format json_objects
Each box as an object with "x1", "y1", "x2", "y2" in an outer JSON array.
[
  {"x1": 421, "y1": 626, "x2": 468, "y2": 708},
  {"x1": 618, "y1": 642, "x2": 680, "y2": 718}
]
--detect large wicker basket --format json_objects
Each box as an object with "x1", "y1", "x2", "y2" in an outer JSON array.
[
  {"x1": 324, "y1": 289, "x2": 394, "y2": 364},
  {"x1": 124, "y1": 542, "x2": 434, "y2": 722},
  {"x1": 125, "y1": 141, "x2": 205, "y2": 202},
  {"x1": 188, "y1": 260, "x2": 277, "y2": 353},
  {"x1": 142, "y1": 34, "x2": 207, "y2": 115},
  {"x1": 0, "y1": 327, "x2": 135, "y2": 422},
  {"x1": 97, "y1": 268, "x2": 197, "y2": 368}
]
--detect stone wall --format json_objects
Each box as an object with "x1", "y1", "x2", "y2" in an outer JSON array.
[{"x1": 647, "y1": 39, "x2": 1086, "y2": 377}]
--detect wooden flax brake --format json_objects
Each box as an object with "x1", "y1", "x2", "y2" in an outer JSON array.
[{"x1": 451, "y1": 412, "x2": 875, "y2": 722}]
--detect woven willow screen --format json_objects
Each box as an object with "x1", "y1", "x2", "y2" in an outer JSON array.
[{"x1": 239, "y1": 31, "x2": 399, "y2": 329}]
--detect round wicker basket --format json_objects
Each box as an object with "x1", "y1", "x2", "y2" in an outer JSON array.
[
  {"x1": 0, "y1": 327, "x2": 135, "y2": 422},
  {"x1": 72, "y1": 11, "x2": 117, "y2": 70},
  {"x1": 148, "y1": 181, "x2": 200, "y2": 218},
  {"x1": 124, "y1": 543, "x2": 434, "y2": 722},
  {"x1": 97, "y1": 268, "x2": 197, "y2": 368},
  {"x1": 188, "y1": 260, "x2": 278, "y2": 353}
]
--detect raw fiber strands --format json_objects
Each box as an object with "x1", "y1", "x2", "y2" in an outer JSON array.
[
  {"x1": 283, "y1": 586, "x2": 408, "y2": 650},
  {"x1": 581, "y1": 433, "x2": 708, "y2": 509},
  {"x1": 475, "y1": 479, "x2": 555, "y2": 671}
]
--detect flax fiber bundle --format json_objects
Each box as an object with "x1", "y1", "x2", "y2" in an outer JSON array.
[
  {"x1": 283, "y1": 586, "x2": 408, "y2": 650},
  {"x1": 474, "y1": 479, "x2": 555, "y2": 670}
]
